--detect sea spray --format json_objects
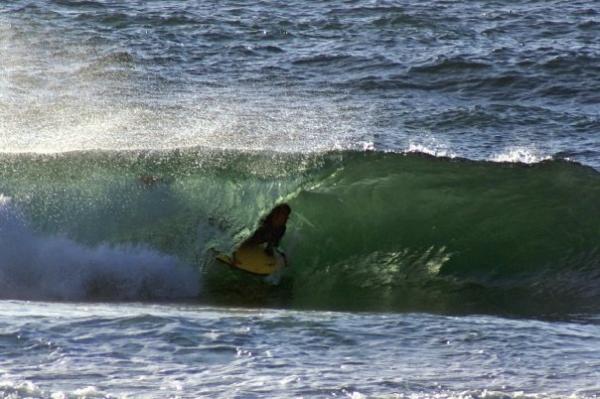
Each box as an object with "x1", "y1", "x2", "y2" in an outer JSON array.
[{"x1": 0, "y1": 194, "x2": 199, "y2": 300}]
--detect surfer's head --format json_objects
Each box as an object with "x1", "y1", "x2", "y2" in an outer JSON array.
[{"x1": 268, "y1": 204, "x2": 291, "y2": 227}]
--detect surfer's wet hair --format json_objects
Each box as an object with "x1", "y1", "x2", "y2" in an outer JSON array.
[
  {"x1": 272, "y1": 203, "x2": 291, "y2": 215},
  {"x1": 265, "y1": 204, "x2": 291, "y2": 222}
]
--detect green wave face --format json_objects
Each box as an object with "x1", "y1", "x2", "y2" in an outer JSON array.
[
  {"x1": 286, "y1": 153, "x2": 600, "y2": 313},
  {"x1": 1, "y1": 150, "x2": 599, "y2": 314}
]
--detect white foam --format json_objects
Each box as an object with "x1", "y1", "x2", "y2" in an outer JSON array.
[
  {"x1": 0, "y1": 196, "x2": 199, "y2": 301},
  {"x1": 0, "y1": 380, "x2": 44, "y2": 398},
  {"x1": 71, "y1": 386, "x2": 104, "y2": 398},
  {"x1": 491, "y1": 147, "x2": 551, "y2": 164},
  {"x1": 0, "y1": 379, "x2": 116, "y2": 399},
  {"x1": 407, "y1": 136, "x2": 457, "y2": 158},
  {"x1": 405, "y1": 139, "x2": 553, "y2": 165}
]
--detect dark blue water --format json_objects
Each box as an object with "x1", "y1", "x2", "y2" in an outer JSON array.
[
  {"x1": 1, "y1": 1, "x2": 600, "y2": 397},
  {"x1": 1, "y1": 0, "x2": 599, "y2": 165}
]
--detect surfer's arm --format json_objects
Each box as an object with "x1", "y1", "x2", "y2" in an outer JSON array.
[
  {"x1": 243, "y1": 225, "x2": 285, "y2": 252},
  {"x1": 264, "y1": 226, "x2": 286, "y2": 255},
  {"x1": 271, "y1": 225, "x2": 286, "y2": 247},
  {"x1": 243, "y1": 226, "x2": 268, "y2": 246}
]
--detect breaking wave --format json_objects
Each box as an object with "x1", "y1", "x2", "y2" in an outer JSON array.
[
  {"x1": 0, "y1": 195, "x2": 199, "y2": 301},
  {"x1": 0, "y1": 149, "x2": 598, "y2": 314}
]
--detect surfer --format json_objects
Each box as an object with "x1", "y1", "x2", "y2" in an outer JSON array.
[
  {"x1": 241, "y1": 204, "x2": 291, "y2": 256},
  {"x1": 214, "y1": 204, "x2": 291, "y2": 275}
]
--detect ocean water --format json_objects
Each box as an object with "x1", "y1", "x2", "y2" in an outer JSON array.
[
  {"x1": 1, "y1": 1, "x2": 599, "y2": 398},
  {"x1": 2, "y1": 301, "x2": 600, "y2": 398}
]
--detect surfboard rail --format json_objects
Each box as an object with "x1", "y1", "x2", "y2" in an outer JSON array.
[{"x1": 215, "y1": 245, "x2": 286, "y2": 276}]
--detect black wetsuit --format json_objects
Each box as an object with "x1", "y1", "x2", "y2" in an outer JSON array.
[
  {"x1": 242, "y1": 203, "x2": 290, "y2": 255},
  {"x1": 244, "y1": 224, "x2": 286, "y2": 253}
]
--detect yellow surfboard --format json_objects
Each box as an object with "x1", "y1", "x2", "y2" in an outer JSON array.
[{"x1": 215, "y1": 245, "x2": 286, "y2": 276}]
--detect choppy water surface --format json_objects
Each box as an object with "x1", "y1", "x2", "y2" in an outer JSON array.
[
  {"x1": 1, "y1": 301, "x2": 600, "y2": 399},
  {"x1": 1, "y1": 0, "x2": 599, "y2": 165},
  {"x1": 1, "y1": 1, "x2": 600, "y2": 397}
]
